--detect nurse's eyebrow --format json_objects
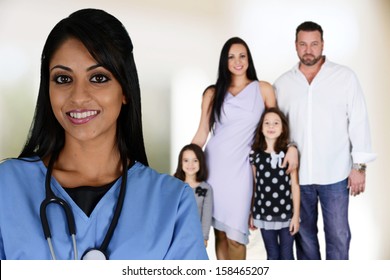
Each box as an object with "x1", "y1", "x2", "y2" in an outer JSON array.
[
  {"x1": 50, "y1": 65, "x2": 72, "y2": 72},
  {"x1": 50, "y1": 64, "x2": 103, "y2": 72},
  {"x1": 86, "y1": 64, "x2": 103, "y2": 71}
]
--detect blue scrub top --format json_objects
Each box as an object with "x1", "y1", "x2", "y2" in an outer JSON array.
[{"x1": 0, "y1": 158, "x2": 208, "y2": 260}]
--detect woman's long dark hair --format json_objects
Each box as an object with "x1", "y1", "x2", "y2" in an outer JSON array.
[
  {"x1": 208, "y1": 37, "x2": 258, "y2": 130},
  {"x1": 19, "y1": 8, "x2": 148, "y2": 166},
  {"x1": 174, "y1": 144, "x2": 208, "y2": 182},
  {"x1": 252, "y1": 107, "x2": 290, "y2": 154}
]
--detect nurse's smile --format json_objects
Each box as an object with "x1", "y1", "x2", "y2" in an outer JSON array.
[{"x1": 67, "y1": 110, "x2": 100, "y2": 125}]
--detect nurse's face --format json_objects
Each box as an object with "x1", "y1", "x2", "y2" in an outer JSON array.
[{"x1": 49, "y1": 38, "x2": 126, "y2": 144}]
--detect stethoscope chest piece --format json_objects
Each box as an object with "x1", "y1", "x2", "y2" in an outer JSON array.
[{"x1": 82, "y1": 248, "x2": 108, "y2": 260}]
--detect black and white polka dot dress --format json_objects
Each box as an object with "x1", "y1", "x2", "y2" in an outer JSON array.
[{"x1": 249, "y1": 149, "x2": 293, "y2": 230}]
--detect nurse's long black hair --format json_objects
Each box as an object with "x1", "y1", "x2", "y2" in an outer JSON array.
[{"x1": 19, "y1": 9, "x2": 148, "y2": 167}]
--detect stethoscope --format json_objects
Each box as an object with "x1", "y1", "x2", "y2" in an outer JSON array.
[{"x1": 39, "y1": 152, "x2": 128, "y2": 260}]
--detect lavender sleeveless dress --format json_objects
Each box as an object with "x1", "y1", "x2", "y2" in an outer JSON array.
[{"x1": 205, "y1": 81, "x2": 264, "y2": 244}]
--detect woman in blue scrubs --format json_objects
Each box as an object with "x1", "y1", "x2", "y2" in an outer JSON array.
[{"x1": 0, "y1": 9, "x2": 208, "y2": 260}]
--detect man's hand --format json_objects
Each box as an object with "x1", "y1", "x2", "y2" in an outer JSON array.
[
  {"x1": 282, "y1": 146, "x2": 299, "y2": 174},
  {"x1": 348, "y1": 169, "x2": 366, "y2": 196}
]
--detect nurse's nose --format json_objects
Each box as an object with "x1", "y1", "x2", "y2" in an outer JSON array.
[{"x1": 70, "y1": 80, "x2": 91, "y2": 103}]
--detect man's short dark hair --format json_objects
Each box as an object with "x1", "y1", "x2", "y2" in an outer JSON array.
[{"x1": 296, "y1": 21, "x2": 323, "y2": 41}]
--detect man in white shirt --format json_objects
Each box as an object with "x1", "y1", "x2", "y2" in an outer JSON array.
[{"x1": 274, "y1": 21, "x2": 376, "y2": 260}]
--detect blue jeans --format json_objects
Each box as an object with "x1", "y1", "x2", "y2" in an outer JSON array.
[
  {"x1": 260, "y1": 227, "x2": 295, "y2": 260},
  {"x1": 296, "y1": 178, "x2": 351, "y2": 260}
]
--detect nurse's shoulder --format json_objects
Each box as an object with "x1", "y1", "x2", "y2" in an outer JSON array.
[
  {"x1": 0, "y1": 157, "x2": 44, "y2": 189},
  {"x1": 129, "y1": 161, "x2": 191, "y2": 191}
]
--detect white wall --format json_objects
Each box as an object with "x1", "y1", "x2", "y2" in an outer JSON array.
[{"x1": 0, "y1": 0, "x2": 389, "y2": 260}]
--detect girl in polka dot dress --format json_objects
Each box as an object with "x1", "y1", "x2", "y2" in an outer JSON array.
[{"x1": 249, "y1": 107, "x2": 300, "y2": 260}]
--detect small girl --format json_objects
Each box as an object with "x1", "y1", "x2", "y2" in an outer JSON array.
[
  {"x1": 249, "y1": 107, "x2": 300, "y2": 260},
  {"x1": 174, "y1": 144, "x2": 213, "y2": 247}
]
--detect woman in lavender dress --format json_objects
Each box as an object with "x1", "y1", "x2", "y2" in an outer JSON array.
[{"x1": 192, "y1": 37, "x2": 297, "y2": 259}]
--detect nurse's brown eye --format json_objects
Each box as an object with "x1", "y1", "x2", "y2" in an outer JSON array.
[
  {"x1": 53, "y1": 75, "x2": 72, "y2": 84},
  {"x1": 91, "y1": 74, "x2": 110, "y2": 83}
]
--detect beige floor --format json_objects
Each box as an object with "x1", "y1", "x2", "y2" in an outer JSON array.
[{"x1": 206, "y1": 228, "x2": 267, "y2": 260}]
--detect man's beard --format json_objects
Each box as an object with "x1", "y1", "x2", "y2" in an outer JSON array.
[{"x1": 299, "y1": 54, "x2": 322, "y2": 66}]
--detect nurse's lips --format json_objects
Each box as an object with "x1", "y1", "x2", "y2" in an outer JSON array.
[{"x1": 66, "y1": 110, "x2": 100, "y2": 124}]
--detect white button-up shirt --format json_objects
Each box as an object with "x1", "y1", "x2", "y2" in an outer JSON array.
[{"x1": 274, "y1": 58, "x2": 376, "y2": 185}]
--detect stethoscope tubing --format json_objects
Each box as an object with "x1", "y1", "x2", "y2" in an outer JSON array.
[
  {"x1": 39, "y1": 151, "x2": 127, "y2": 260},
  {"x1": 40, "y1": 152, "x2": 77, "y2": 259}
]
